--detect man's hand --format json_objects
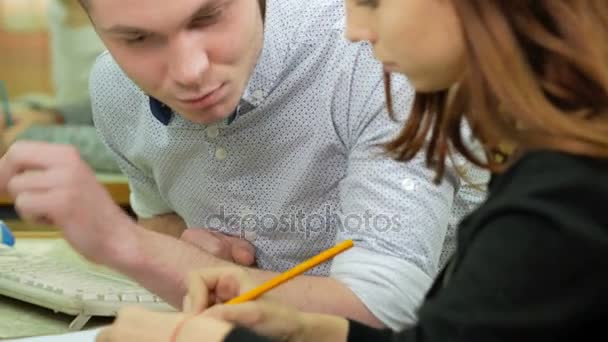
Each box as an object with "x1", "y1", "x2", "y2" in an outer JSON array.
[
  {"x1": 180, "y1": 229, "x2": 256, "y2": 266},
  {"x1": 0, "y1": 141, "x2": 137, "y2": 265},
  {"x1": 139, "y1": 214, "x2": 188, "y2": 238}
]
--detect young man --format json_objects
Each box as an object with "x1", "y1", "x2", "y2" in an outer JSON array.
[{"x1": 0, "y1": 0, "x2": 486, "y2": 330}]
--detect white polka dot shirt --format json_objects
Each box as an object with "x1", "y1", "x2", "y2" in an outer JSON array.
[{"x1": 91, "y1": 0, "x2": 488, "y2": 330}]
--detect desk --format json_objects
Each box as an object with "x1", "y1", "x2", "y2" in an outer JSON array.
[
  {"x1": 0, "y1": 173, "x2": 131, "y2": 338},
  {"x1": 95, "y1": 173, "x2": 130, "y2": 206},
  {"x1": 0, "y1": 239, "x2": 113, "y2": 339}
]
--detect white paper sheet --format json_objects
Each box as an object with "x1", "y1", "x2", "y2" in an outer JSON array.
[{"x1": 6, "y1": 328, "x2": 103, "y2": 342}]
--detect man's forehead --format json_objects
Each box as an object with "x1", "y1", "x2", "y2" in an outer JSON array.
[
  {"x1": 89, "y1": 0, "x2": 265, "y2": 30},
  {"x1": 90, "y1": 0, "x2": 219, "y2": 27},
  {"x1": 88, "y1": 0, "x2": 264, "y2": 16}
]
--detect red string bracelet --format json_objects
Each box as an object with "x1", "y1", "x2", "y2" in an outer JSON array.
[{"x1": 170, "y1": 305, "x2": 206, "y2": 342}]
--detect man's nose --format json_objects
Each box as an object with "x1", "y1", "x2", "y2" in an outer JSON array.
[{"x1": 168, "y1": 34, "x2": 210, "y2": 89}]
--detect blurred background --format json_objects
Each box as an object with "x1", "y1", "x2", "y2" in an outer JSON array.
[
  {"x1": 1, "y1": 0, "x2": 52, "y2": 97},
  {"x1": 0, "y1": 0, "x2": 129, "y2": 232},
  {"x1": 0, "y1": 0, "x2": 120, "y2": 173}
]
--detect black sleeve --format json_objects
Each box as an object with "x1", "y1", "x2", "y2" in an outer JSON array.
[
  {"x1": 223, "y1": 327, "x2": 274, "y2": 342},
  {"x1": 348, "y1": 212, "x2": 608, "y2": 342},
  {"x1": 347, "y1": 320, "x2": 394, "y2": 341}
]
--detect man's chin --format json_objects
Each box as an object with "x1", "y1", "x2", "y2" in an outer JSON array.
[
  {"x1": 172, "y1": 95, "x2": 239, "y2": 125},
  {"x1": 181, "y1": 111, "x2": 232, "y2": 125}
]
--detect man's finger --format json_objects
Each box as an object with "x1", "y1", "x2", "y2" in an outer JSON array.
[
  {"x1": 13, "y1": 190, "x2": 58, "y2": 225},
  {"x1": 181, "y1": 229, "x2": 232, "y2": 261},
  {"x1": 230, "y1": 239, "x2": 256, "y2": 266},
  {"x1": 0, "y1": 142, "x2": 79, "y2": 193},
  {"x1": 212, "y1": 233, "x2": 256, "y2": 266},
  {"x1": 6, "y1": 169, "x2": 54, "y2": 198}
]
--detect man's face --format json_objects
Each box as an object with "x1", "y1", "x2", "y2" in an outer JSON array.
[{"x1": 89, "y1": 0, "x2": 264, "y2": 124}]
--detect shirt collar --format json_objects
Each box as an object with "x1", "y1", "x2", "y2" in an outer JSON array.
[
  {"x1": 149, "y1": 97, "x2": 172, "y2": 125},
  {"x1": 149, "y1": 0, "x2": 287, "y2": 126}
]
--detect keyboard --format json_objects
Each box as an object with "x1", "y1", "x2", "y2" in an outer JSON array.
[{"x1": 0, "y1": 244, "x2": 175, "y2": 331}]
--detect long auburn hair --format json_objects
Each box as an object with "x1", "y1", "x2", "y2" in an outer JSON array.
[{"x1": 385, "y1": 0, "x2": 608, "y2": 181}]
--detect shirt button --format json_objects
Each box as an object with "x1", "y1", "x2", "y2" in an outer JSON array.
[
  {"x1": 240, "y1": 208, "x2": 257, "y2": 241},
  {"x1": 215, "y1": 147, "x2": 228, "y2": 161},
  {"x1": 244, "y1": 230, "x2": 257, "y2": 242},
  {"x1": 252, "y1": 89, "x2": 265, "y2": 101},
  {"x1": 402, "y1": 178, "x2": 416, "y2": 191},
  {"x1": 206, "y1": 125, "x2": 219, "y2": 139},
  {"x1": 452, "y1": 155, "x2": 466, "y2": 168}
]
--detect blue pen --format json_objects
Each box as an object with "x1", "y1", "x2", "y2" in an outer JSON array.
[
  {"x1": 0, "y1": 220, "x2": 15, "y2": 247},
  {"x1": 0, "y1": 80, "x2": 14, "y2": 128}
]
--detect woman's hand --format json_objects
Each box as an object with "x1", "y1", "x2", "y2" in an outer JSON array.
[
  {"x1": 183, "y1": 267, "x2": 260, "y2": 312},
  {"x1": 183, "y1": 267, "x2": 349, "y2": 342},
  {"x1": 95, "y1": 306, "x2": 233, "y2": 342}
]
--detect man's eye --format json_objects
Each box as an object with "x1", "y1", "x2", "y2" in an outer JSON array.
[
  {"x1": 125, "y1": 35, "x2": 148, "y2": 45},
  {"x1": 355, "y1": 0, "x2": 379, "y2": 8},
  {"x1": 192, "y1": 9, "x2": 224, "y2": 27}
]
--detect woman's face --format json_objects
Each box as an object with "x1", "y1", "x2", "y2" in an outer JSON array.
[{"x1": 345, "y1": 0, "x2": 466, "y2": 92}]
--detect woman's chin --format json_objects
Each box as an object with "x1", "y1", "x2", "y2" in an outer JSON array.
[{"x1": 410, "y1": 76, "x2": 454, "y2": 93}]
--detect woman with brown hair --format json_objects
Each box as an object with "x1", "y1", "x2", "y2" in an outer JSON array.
[{"x1": 97, "y1": 0, "x2": 608, "y2": 341}]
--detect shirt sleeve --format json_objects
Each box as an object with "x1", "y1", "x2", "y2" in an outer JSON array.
[
  {"x1": 330, "y1": 43, "x2": 457, "y2": 331},
  {"x1": 90, "y1": 53, "x2": 173, "y2": 218}
]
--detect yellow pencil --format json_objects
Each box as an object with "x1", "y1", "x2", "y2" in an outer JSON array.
[{"x1": 226, "y1": 239, "x2": 354, "y2": 304}]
